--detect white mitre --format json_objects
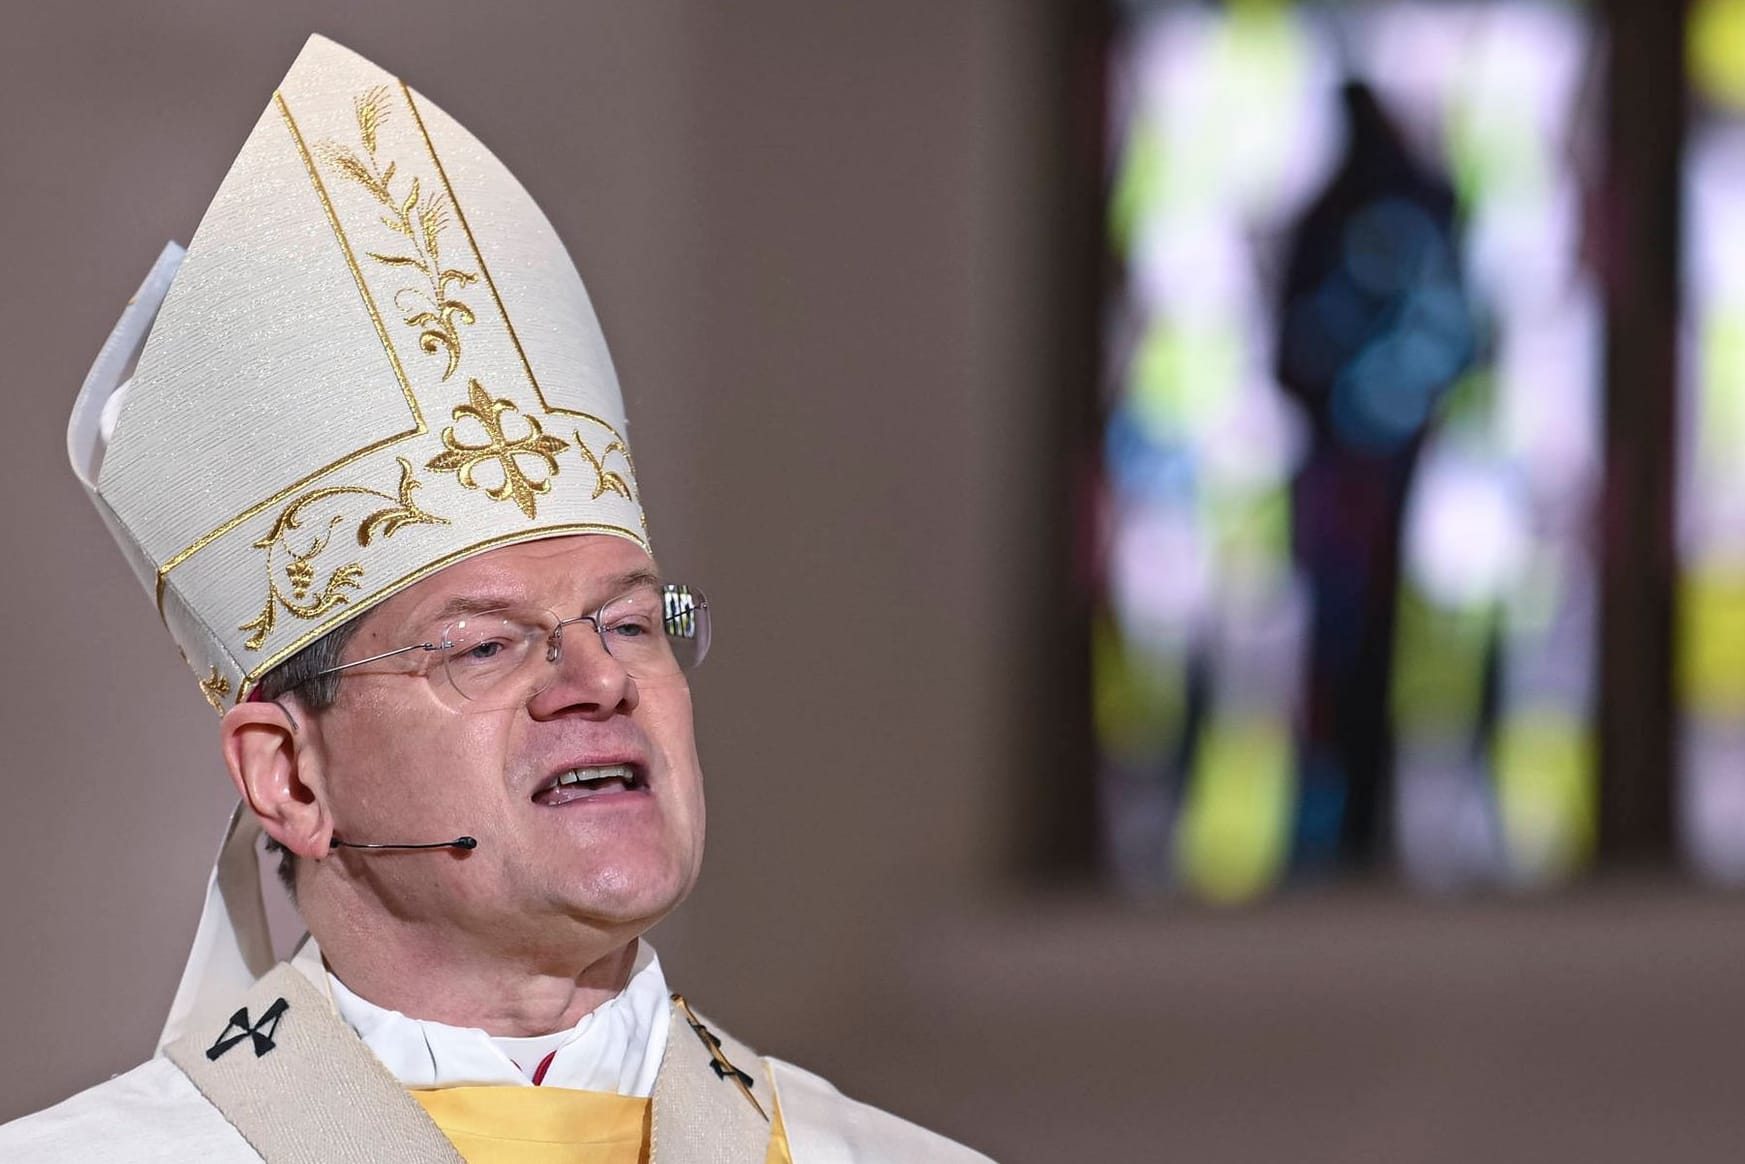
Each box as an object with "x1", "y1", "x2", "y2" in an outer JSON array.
[
  {"x1": 67, "y1": 35, "x2": 650, "y2": 1049},
  {"x1": 71, "y1": 33, "x2": 646, "y2": 714}
]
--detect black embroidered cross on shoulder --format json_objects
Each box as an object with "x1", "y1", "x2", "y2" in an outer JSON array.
[
  {"x1": 206, "y1": 997, "x2": 289, "y2": 1061},
  {"x1": 672, "y1": 993, "x2": 768, "y2": 1120}
]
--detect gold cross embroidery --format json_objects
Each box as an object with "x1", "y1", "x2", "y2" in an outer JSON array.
[{"x1": 426, "y1": 379, "x2": 569, "y2": 519}]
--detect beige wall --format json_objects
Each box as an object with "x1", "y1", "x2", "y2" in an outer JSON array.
[{"x1": 0, "y1": 0, "x2": 1065, "y2": 1131}]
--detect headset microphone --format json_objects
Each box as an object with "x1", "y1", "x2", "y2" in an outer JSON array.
[{"x1": 329, "y1": 836, "x2": 478, "y2": 852}]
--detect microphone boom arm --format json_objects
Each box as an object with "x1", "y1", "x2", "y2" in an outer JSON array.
[{"x1": 329, "y1": 836, "x2": 478, "y2": 852}]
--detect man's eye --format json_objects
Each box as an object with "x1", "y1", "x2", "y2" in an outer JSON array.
[
  {"x1": 456, "y1": 638, "x2": 511, "y2": 662},
  {"x1": 605, "y1": 618, "x2": 652, "y2": 639}
]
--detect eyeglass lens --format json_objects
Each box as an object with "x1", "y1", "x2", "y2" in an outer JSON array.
[{"x1": 437, "y1": 584, "x2": 708, "y2": 706}]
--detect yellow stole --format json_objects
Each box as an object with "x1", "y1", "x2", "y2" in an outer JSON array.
[{"x1": 411, "y1": 1085, "x2": 794, "y2": 1164}]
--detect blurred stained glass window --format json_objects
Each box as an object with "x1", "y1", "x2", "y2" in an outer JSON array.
[
  {"x1": 1682, "y1": 0, "x2": 1745, "y2": 882},
  {"x1": 1094, "y1": 0, "x2": 1604, "y2": 899}
]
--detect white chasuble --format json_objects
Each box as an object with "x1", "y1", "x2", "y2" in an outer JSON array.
[{"x1": 0, "y1": 943, "x2": 991, "y2": 1163}]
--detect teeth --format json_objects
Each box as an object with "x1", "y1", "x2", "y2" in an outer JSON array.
[
  {"x1": 534, "y1": 763, "x2": 641, "y2": 805},
  {"x1": 554, "y1": 764, "x2": 634, "y2": 788}
]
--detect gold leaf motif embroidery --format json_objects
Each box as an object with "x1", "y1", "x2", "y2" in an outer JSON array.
[
  {"x1": 321, "y1": 87, "x2": 478, "y2": 379},
  {"x1": 575, "y1": 432, "x2": 636, "y2": 502},
  {"x1": 200, "y1": 667, "x2": 232, "y2": 713},
  {"x1": 427, "y1": 379, "x2": 569, "y2": 520},
  {"x1": 357, "y1": 85, "x2": 387, "y2": 155},
  {"x1": 360, "y1": 457, "x2": 449, "y2": 544},
  {"x1": 238, "y1": 458, "x2": 448, "y2": 652}
]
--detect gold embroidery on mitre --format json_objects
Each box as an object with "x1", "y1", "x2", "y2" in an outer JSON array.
[
  {"x1": 320, "y1": 87, "x2": 479, "y2": 380},
  {"x1": 239, "y1": 458, "x2": 448, "y2": 651},
  {"x1": 575, "y1": 431, "x2": 635, "y2": 502},
  {"x1": 200, "y1": 667, "x2": 232, "y2": 713},
  {"x1": 426, "y1": 379, "x2": 569, "y2": 519},
  {"x1": 400, "y1": 83, "x2": 569, "y2": 421}
]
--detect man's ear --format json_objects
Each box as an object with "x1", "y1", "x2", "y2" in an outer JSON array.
[{"x1": 220, "y1": 699, "x2": 334, "y2": 860}]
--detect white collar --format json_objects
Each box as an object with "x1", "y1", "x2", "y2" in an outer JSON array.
[{"x1": 325, "y1": 940, "x2": 670, "y2": 1096}]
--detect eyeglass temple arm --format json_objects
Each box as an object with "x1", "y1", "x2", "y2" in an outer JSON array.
[{"x1": 314, "y1": 640, "x2": 445, "y2": 679}]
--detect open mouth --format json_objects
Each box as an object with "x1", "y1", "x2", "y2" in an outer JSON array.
[{"x1": 532, "y1": 763, "x2": 647, "y2": 807}]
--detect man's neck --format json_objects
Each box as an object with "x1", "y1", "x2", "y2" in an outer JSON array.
[{"x1": 309, "y1": 911, "x2": 642, "y2": 1037}]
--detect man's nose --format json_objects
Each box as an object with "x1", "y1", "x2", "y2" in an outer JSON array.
[{"x1": 527, "y1": 622, "x2": 638, "y2": 720}]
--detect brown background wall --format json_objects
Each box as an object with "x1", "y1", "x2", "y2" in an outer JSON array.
[{"x1": 11, "y1": 5, "x2": 1745, "y2": 1163}]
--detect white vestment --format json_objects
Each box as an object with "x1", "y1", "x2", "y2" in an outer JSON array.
[{"x1": 0, "y1": 939, "x2": 991, "y2": 1163}]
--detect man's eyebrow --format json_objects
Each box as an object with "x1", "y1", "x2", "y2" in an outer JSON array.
[
  {"x1": 607, "y1": 568, "x2": 664, "y2": 594},
  {"x1": 417, "y1": 594, "x2": 522, "y2": 629},
  {"x1": 415, "y1": 570, "x2": 666, "y2": 628}
]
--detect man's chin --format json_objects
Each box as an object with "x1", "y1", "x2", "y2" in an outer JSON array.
[{"x1": 546, "y1": 859, "x2": 697, "y2": 930}]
